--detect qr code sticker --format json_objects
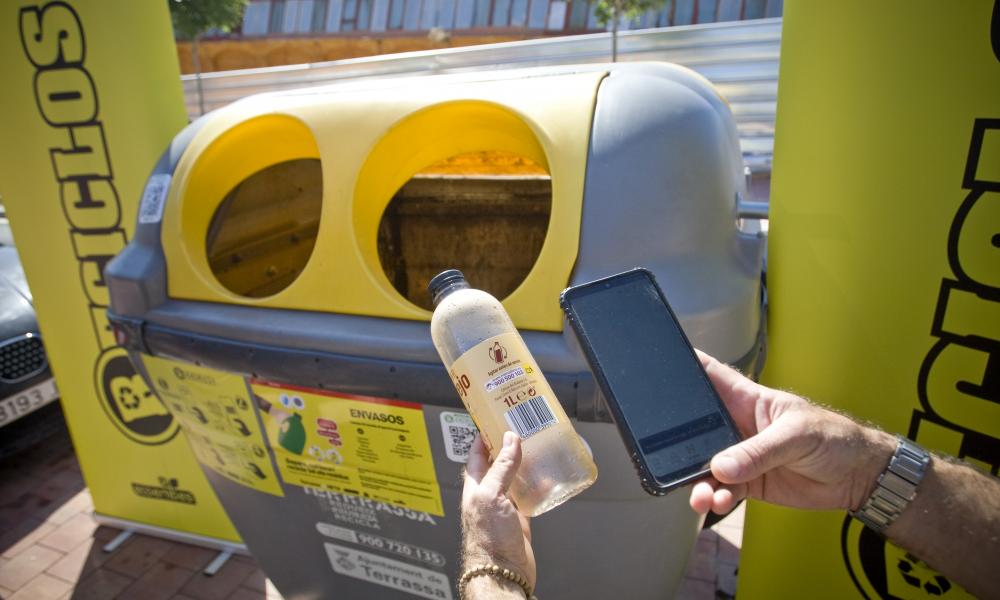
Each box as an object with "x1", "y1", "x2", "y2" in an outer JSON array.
[
  {"x1": 440, "y1": 411, "x2": 477, "y2": 463},
  {"x1": 138, "y1": 174, "x2": 171, "y2": 224}
]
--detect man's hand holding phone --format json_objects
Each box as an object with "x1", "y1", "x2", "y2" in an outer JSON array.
[
  {"x1": 689, "y1": 350, "x2": 896, "y2": 515},
  {"x1": 560, "y1": 268, "x2": 896, "y2": 508}
]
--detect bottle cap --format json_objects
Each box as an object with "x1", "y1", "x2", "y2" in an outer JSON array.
[{"x1": 428, "y1": 269, "x2": 468, "y2": 305}]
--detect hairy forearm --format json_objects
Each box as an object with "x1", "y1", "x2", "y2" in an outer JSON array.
[{"x1": 883, "y1": 455, "x2": 1000, "y2": 598}]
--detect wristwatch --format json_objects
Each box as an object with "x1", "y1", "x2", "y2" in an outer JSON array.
[{"x1": 851, "y1": 436, "x2": 931, "y2": 535}]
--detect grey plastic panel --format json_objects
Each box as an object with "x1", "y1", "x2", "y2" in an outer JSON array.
[
  {"x1": 574, "y1": 63, "x2": 764, "y2": 360},
  {"x1": 106, "y1": 116, "x2": 211, "y2": 317},
  {"x1": 141, "y1": 319, "x2": 592, "y2": 417}
]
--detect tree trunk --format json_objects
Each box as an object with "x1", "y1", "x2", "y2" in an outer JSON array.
[
  {"x1": 611, "y1": 0, "x2": 621, "y2": 62},
  {"x1": 192, "y1": 35, "x2": 205, "y2": 116}
]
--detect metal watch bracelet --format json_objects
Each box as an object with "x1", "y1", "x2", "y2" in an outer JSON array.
[{"x1": 851, "y1": 436, "x2": 931, "y2": 535}]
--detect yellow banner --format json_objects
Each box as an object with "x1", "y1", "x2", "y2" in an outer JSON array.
[
  {"x1": 741, "y1": 2, "x2": 999, "y2": 598},
  {"x1": 0, "y1": 1, "x2": 238, "y2": 541},
  {"x1": 251, "y1": 381, "x2": 445, "y2": 516}
]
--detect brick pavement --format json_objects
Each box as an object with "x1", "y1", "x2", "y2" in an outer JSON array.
[{"x1": 0, "y1": 422, "x2": 742, "y2": 599}]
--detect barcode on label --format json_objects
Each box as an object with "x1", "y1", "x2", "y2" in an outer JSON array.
[
  {"x1": 504, "y1": 396, "x2": 556, "y2": 439},
  {"x1": 138, "y1": 174, "x2": 171, "y2": 224}
]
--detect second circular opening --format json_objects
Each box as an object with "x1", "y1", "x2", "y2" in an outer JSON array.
[{"x1": 377, "y1": 151, "x2": 552, "y2": 311}]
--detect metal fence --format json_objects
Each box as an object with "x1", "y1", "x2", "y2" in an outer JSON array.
[
  {"x1": 241, "y1": 0, "x2": 783, "y2": 36},
  {"x1": 182, "y1": 17, "x2": 780, "y2": 172}
]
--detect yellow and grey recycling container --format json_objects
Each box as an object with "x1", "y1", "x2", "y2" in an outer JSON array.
[{"x1": 106, "y1": 62, "x2": 765, "y2": 599}]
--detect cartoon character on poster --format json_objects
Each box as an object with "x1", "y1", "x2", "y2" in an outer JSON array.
[
  {"x1": 255, "y1": 392, "x2": 306, "y2": 454},
  {"x1": 255, "y1": 392, "x2": 344, "y2": 464}
]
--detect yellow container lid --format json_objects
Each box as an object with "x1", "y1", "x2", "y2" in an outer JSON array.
[{"x1": 161, "y1": 69, "x2": 607, "y2": 331}]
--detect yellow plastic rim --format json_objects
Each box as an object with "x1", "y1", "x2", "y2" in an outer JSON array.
[
  {"x1": 354, "y1": 100, "x2": 550, "y2": 308},
  {"x1": 180, "y1": 114, "x2": 322, "y2": 299}
]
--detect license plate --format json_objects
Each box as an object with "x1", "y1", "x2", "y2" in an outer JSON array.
[{"x1": 0, "y1": 378, "x2": 59, "y2": 427}]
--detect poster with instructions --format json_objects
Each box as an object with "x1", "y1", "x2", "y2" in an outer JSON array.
[
  {"x1": 144, "y1": 357, "x2": 283, "y2": 497},
  {"x1": 251, "y1": 381, "x2": 444, "y2": 516}
]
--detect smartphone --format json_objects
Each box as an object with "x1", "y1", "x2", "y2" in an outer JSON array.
[{"x1": 560, "y1": 268, "x2": 741, "y2": 496}]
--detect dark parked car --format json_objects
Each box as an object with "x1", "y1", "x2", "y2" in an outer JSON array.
[{"x1": 0, "y1": 205, "x2": 61, "y2": 458}]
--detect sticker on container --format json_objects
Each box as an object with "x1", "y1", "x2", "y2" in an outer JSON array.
[
  {"x1": 252, "y1": 381, "x2": 444, "y2": 517},
  {"x1": 317, "y1": 522, "x2": 446, "y2": 567},
  {"x1": 137, "y1": 173, "x2": 170, "y2": 224},
  {"x1": 326, "y1": 543, "x2": 452, "y2": 600},
  {"x1": 440, "y1": 411, "x2": 477, "y2": 463},
  {"x1": 143, "y1": 356, "x2": 284, "y2": 496}
]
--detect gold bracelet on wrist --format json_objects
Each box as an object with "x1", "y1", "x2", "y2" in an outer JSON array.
[{"x1": 458, "y1": 563, "x2": 537, "y2": 600}]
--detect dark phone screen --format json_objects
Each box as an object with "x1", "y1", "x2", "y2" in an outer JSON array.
[{"x1": 567, "y1": 272, "x2": 739, "y2": 483}]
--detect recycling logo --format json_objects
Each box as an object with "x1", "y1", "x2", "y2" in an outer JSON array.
[
  {"x1": 841, "y1": 515, "x2": 968, "y2": 599},
  {"x1": 96, "y1": 347, "x2": 178, "y2": 445}
]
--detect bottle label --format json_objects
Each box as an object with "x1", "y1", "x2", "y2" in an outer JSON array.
[{"x1": 449, "y1": 332, "x2": 559, "y2": 441}]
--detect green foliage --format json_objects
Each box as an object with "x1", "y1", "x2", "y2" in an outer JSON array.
[
  {"x1": 169, "y1": 0, "x2": 248, "y2": 40},
  {"x1": 593, "y1": 0, "x2": 665, "y2": 27}
]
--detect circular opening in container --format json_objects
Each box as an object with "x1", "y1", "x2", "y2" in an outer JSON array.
[
  {"x1": 377, "y1": 151, "x2": 551, "y2": 311},
  {"x1": 186, "y1": 114, "x2": 323, "y2": 299},
  {"x1": 207, "y1": 159, "x2": 322, "y2": 297}
]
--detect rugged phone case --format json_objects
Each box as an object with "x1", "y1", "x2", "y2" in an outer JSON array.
[{"x1": 560, "y1": 268, "x2": 739, "y2": 496}]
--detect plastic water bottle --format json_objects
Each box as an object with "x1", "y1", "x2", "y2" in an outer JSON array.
[{"x1": 429, "y1": 269, "x2": 598, "y2": 516}]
